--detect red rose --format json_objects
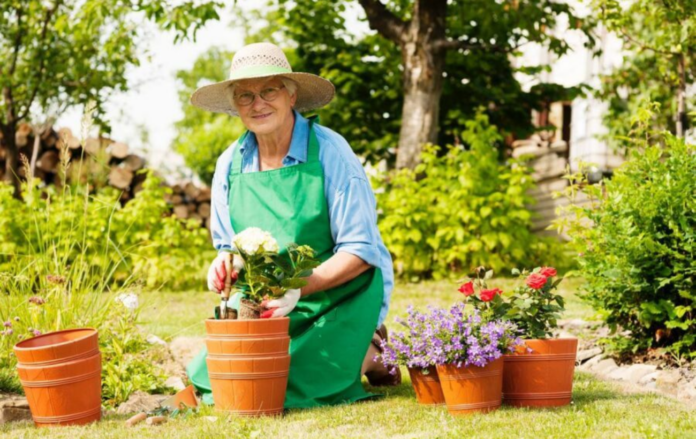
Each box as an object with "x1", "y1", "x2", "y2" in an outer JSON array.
[
  {"x1": 526, "y1": 273, "x2": 548, "y2": 289},
  {"x1": 480, "y1": 288, "x2": 502, "y2": 302},
  {"x1": 458, "y1": 281, "x2": 475, "y2": 296},
  {"x1": 539, "y1": 267, "x2": 557, "y2": 277}
]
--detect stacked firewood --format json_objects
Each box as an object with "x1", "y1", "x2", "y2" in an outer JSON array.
[{"x1": 1, "y1": 123, "x2": 212, "y2": 229}]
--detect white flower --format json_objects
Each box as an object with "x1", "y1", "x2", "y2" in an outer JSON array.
[
  {"x1": 234, "y1": 227, "x2": 278, "y2": 255},
  {"x1": 115, "y1": 293, "x2": 138, "y2": 311}
]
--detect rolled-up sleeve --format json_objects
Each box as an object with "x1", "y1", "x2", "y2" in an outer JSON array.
[
  {"x1": 328, "y1": 176, "x2": 381, "y2": 267},
  {"x1": 210, "y1": 148, "x2": 236, "y2": 253}
]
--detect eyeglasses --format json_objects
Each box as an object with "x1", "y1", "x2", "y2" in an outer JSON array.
[{"x1": 233, "y1": 85, "x2": 286, "y2": 107}]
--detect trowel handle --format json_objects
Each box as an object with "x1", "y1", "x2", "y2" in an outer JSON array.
[{"x1": 222, "y1": 252, "x2": 232, "y2": 300}]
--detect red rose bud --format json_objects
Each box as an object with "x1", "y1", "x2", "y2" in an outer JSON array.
[
  {"x1": 539, "y1": 267, "x2": 557, "y2": 277},
  {"x1": 526, "y1": 273, "x2": 548, "y2": 289},
  {"x1": 458, "y1": 281, "x2": 475, "y2": 296},
  {"x1": 480, "y1": 288, "x2": 502, "y2": 302}
]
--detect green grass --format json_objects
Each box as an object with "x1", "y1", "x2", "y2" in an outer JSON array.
[{"x1": 3, "y1": 277, "x2": 694, "y2": 438}]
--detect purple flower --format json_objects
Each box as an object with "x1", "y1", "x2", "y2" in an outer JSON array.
[
  {"x1": 3, "y1": 321, "x2": 11, "y2": 328},
  {"x1": 32, "y1": 330, "x2": 42, "y2": 337}
]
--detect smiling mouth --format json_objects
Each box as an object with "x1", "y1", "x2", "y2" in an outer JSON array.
[{"x1": 252, "y1": 113, "x2": 272, "y2": 120}]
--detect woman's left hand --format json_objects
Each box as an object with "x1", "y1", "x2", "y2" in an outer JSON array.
[{"x1": 260, "y1": 289, "x2": 301, "y2": 318}]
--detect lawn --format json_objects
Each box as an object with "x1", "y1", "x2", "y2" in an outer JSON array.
[{"x1": 3, "y1": 276, "x2": 695, "y2": 438}]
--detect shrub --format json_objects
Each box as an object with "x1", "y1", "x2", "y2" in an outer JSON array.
[
  {"x1": 0, "y1": 160, "x2": 213, "y2": 401},
  {"x1": 373, "y1": 112, "x2": 564, "y2": 280},
  {"x1": 555, "y1": 125, "x2": 695, "y2": 360}
]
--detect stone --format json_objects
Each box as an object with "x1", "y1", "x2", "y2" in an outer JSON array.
[
  {"x1": 0, "y1": 395, "x2": 32, "y2": 423},
  {"x1": 594, "y1": 358, "x2": 619, "y2": 376},
  {"x1": 576, "y1": 348, "x2": 602, "y2": 364},
  {"x1": 577, "y1": 353, "x2": 604, "y2": 372},
  {"x1": 639, "y1": 371, "x2": 661, "y2": 384},
  {"x1": 165, "y1": 376, "x2": 186, "y2": 392},
  {"x1": 116, "y1": 391, "x2": 169, "y2": 415},
  {"x1": 608, "y1": 364, "x2": 658, "y2": 382},
  {"x1": 607, "y1": 366, "x2": 633, "y2": 381},
  {"x1": 169, "y1": 336, "x2": 204, "y2": 368},
  {"x1": 677, "y1": 378, "x2": 696, "y2": 401},
  {"x1": 655, "y1": 370, "x2": 681, "y2": 396},
  {"x1": 146, "y1": 334, "x2": 167, "y2": 346}
]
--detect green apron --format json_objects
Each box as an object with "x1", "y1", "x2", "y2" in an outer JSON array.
[{"x1": 187, "y1": 117, "x2": 384, "y2": 409}]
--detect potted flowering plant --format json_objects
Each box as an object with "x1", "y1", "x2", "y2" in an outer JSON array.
[
  {"x1": 458, "y1": 266, "x2": 578, "y2": 408},
  {"x1": 231, "y1": 227, "x2": 320, "y2": 319},
  {"x1": 204, "y1": 227, "x2": 319, "y2": 416},
  {"x1": 379, "y1": 303, "x2": 523, "y2": 415},
  {"x1": 377, "y1": 306, "x2": 446, "y2": 405}
]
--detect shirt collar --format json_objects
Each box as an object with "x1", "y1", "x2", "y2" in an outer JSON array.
[{"x1": 238, "y1": 110, "x2": 309, "y2": 163}]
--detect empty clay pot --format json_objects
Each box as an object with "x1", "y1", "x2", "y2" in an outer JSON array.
[
  {"x1": 503, "y1": 338, "x2": 578, "y2": 408},
  {"x1": 407, "y1": 366, "x2": 445, "y2": 405},
  {"x1": 205, "y1": 317, "x2": 290, "y2": 416},
  {"x1": 436, "y1": 358, "x2": 503, "y2": 416},
  {"x1": 14, "y1": 328, "x2": 101, "y2": 427}
]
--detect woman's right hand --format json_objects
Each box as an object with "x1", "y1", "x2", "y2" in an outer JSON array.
[{"x1": 207, "y1": 252, "x2": 243, "y2": 293}]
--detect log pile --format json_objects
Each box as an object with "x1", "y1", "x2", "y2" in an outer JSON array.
[{"x1": 0, "y1": 123, "x2": 212, "y2": 229}]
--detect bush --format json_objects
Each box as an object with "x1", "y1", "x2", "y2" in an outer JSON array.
[
  {"x1": 0, "y1": 163, "x2": 214, "y2": 401},
  {"x1": 373, "y1": 112, "x2": 564, "y2": 280},
  {"x1": 556, "y1": 127, "x2": 695, "y2": 360}
]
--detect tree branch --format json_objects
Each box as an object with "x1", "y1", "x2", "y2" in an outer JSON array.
[
  {"x1": 433, "y1": 37, "x2": 529, "y2": 54},
  {"x1": 17, "y1": 1, "x2": 62, "y2": 122},
  {"x1": 357, "y1": 0, "x2": 408, "y2": 45},
  {"x1": 9, "y1": 7, "x2": 24, "y2": 76}
]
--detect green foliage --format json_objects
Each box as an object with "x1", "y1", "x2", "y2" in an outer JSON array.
[
  {"x1": 555, "y1": 108, "x2": 696, "y2": 359},
  {"x1": 233, "y1": 229, "x2": 320, "y2": 303},
  {"x1": 373, "y1": 112, "x2": 564, "y2": 280},
  {"x1": 100, "y1": 302, "x2": 170, "y2": 407},
  {"x1": 462, "y1": 267, "x2": 565, "y2": 339},
  {"x1": 234, "y1": 0, "x2": 596, "y2": 166},
  {"x1": 0, "y1": 165, "x2": 212, "y2": 399},
  {"x1": 0, "y1": 169, "x2": 214, "y2": 291},
  {"x1": 173, "y1": 47, "x2": 246, "y2": 183},
  {"x1": 593, "y1": 0, "x2": 695, "y2": 146},
  {"x1": 0, "y1": 0, "x2": 221, "y2": 130}
]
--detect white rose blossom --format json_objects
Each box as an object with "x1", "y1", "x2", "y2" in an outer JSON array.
[
  {"x1": 115, "y1": 293, "x2": 138, "y2": 311},
  {"x1": 234, "y1": 227, "x2": 279, "y2": 256}
]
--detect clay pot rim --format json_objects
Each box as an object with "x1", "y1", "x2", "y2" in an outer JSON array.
[
  {"x1": 13, "y1": 328, "x2": 97, "y2": 352},
  {"x1": 204, "y1": 316, "x2": 290, "y2": 323},
  {"x1": 521, "y1": 337, "x2": 579, "y2": 341}
]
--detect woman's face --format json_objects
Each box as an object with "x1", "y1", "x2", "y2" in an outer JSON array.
[{"x1": 232, "y1": 77, "x2": 296, "y2": 137}]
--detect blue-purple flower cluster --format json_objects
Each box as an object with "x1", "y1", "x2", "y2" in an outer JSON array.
[{"x1": 378, "y1": 304, "x2": 524, "y2": 374}]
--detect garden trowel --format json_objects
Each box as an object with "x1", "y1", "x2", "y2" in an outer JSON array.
[{"x1": 220, "y1": 252, "x2": 232, "y2": 319}]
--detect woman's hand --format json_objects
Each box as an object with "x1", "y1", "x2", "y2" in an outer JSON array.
[
  {"x1": 207, "y1": 252, "x2": 244, "y2": 293},
  {"x1": 260, "y1": 289, "x2": 301, "y2": 318}
]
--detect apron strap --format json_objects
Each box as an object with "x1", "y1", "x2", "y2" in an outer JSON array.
[
  {"x1": 307, "y1": 115, "x2": 320, "y2": 164},
  {"x1": 231, "y1": 131, "x2": 251, "y2": 175}
]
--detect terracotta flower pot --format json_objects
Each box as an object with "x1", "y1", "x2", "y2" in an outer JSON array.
[
  {"x1": 13, "y1": 328, "x2": 101, "y2": 427},
  {"x1": 436, "y1": 357, "x2": 503, "y2": 416},
  {"x1": 407, "y1": 366, "x2": 445, "y2": 405},
  {"x1": 205, "y1": 317, "x2": 290, "y2": 417},
  {"x1": 503, "y1": 338, "x2": 578, "y2": 408}
]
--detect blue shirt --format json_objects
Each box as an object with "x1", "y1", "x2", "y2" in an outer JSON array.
[{"x1": 210, "y1": 110, "x2": 394, "y2": 326}]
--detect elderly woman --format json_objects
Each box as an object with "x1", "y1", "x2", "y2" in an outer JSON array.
[{"x1": 185, "y1": 43, "x2": 397, "y2": 409}]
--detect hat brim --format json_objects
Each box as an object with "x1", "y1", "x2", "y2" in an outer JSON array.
[{"x1": 190, "y1": 72, "x2": 335, "y2": 116}]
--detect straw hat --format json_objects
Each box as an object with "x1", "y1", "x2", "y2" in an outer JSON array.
[{"x1": 190, "y1": 42, "x2": 335, "y2": 116}]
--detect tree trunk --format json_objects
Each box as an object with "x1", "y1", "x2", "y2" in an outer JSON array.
[
  {"x1": 1, "y1": 124, "x2": 21, "y2": 198},
  {"x1": 396, "y1": 1, "x2": 447, "y2": 170},
  {"x1": 396, "y1": 40, "x2": 446, "y2": 169}
]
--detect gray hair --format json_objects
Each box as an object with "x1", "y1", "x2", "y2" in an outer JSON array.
[{"x1": 226, "y1": 76, "x2": 298, "y2": 110}]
